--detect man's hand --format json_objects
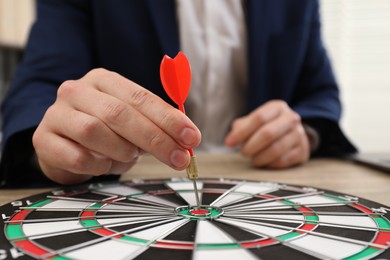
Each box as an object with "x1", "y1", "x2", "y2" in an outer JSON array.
[
  {"x1": 225, "y1": 100, "x2": 310, "y2": 168},
  {"x1": 33, "y1": 68, "x2": 201, "y2": 184}
]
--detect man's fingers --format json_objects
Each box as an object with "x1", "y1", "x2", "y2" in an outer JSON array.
[
  {"x1": 241, "y1": 109, "x2": 301, "y2": 156},
  {"x1": 57, "y1": 78, "x2": 191, "y2": 170},
  {"x1": 250, "y1": 124, "x2": 310, "y2": 168},
  {"x1": 45, "y1": 104, "x2": 138, "y2": 163},
  {"x1": 225, "y1": 100, "x2": 287, "y2": 147},
  {"x1": 81, "y1": 69, "x2": 201, "y2": 149},
  {"x1": 33, "y1": 130, "x2": 113, "y2": 176}
]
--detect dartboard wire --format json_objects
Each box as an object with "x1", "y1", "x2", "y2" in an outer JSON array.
[
  {"x1": 214, "y1": 218, "x2": 331, "y2": 260},
  {"x1": 5, "y1": 211, "x2": 177, "y2": 224},
  {"x1": 91, "y1": 190, "x2": 178, "y2": 209},
  {"x1": 208, "y1": 181, "x2": 250, "y2": 206},
  {"x1": 18, "y1": 198, "x2": 173, "y2": 214},
  {"x1": 91, "y1": 188, "x2": 180, "y2": 209},
  {"x1": 210, "y1": 188, "x2": 282, "y2": 208},
  {"x1": 40, "y1": 217, "x2": 189, "y2": 259},
  {"x1": 217, "y1": 216, "x2": 389, "y2": 250},
  {"x1": 9, "y1": 217, "x2": 186, "y2": 260},
  {"x1": 223, "y1": 210, "x2": 376, "y2": 216},
  {"x1": 162, "y1": 179, "x2": 204, "y2": 206},
  {"x1": 221, "y1": 214, "x2": 389, "y2": 233},
  {"x1": 191, "y1": 218, "x2": 259, "y2": 260},
  {"x1": 46, "y1": 195, "x2": 175, "y2": 212},
  {"x1": 6, "y1": 214, "x2": 179, "y2": 241},
  {"x1": 223, "y1": 191, "x2": 325, "y2": 210},
  {"x1": 223, "y1": 201, "x2": 356, "y2": 213}
]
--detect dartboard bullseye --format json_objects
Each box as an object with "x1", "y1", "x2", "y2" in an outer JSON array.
[
  {"x1": 176, "y1": 205, "x2": 224, "y2": 219},
  {"x1": 0, "y1": 178, "x2": 389, "y2": 260}
]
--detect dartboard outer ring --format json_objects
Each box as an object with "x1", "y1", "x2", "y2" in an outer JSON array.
[{"x1": 1, "y1": 178, "x2": 389, "y2": 260}]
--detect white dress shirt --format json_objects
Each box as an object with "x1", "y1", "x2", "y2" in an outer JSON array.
[{"x1": 176, "y1": 0, "x2": 247, "y2": 152}]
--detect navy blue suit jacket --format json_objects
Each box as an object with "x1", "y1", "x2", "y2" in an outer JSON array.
[{"x1": 1, "y1": 0, "x2": 356, "y2": 186}]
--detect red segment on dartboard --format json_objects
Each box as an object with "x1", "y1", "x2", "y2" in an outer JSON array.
[
  {"x1": 10, "y1": 210, "x2": 30, "y2": 222},
  {"x1": 14, "y1": 240, "x2": 49, "y2": 257},
  {"x1": 190, "y1": 208, "x2": 210, "y2": 216},
  {"x1": 373, "y1": 232, "x2": 390, "y2": 246}
]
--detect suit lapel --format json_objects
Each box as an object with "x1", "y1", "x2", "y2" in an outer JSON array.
[
  {"x1": 246, "y1": 0, "x2": 271, "y2": 110},
  {"x1": 146, "y1": 0, "x2": 180, "y2": 57}
]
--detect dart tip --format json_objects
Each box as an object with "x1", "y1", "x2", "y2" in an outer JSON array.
[{"x1": 192, "y1": 179, "x2": 201, "y2": 208}]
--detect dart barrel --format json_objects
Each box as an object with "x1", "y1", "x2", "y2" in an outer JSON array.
[{"x1": 186, "y1": 156, "x2": 199, "y2": 179}]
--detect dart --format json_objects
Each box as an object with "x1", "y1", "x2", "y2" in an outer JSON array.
[{"x1": 160, "y1": 51, "x2": 201, "y2": 208}]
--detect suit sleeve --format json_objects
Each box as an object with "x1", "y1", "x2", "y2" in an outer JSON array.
[
  {"x1": 0, "y1": 0, "x2": 97, "y2": 187},
  {"x1": 291, "y1": 1, "x2": 357, "y2": 156}
]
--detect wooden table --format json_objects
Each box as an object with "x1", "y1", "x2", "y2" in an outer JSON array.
[{"x1": 1, "y1": 153, "x2": 389, "y2": 206}]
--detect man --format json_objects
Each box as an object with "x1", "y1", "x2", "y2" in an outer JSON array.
[{"x1": 0, "y1": 0, "x2": 356, "y2": 187}]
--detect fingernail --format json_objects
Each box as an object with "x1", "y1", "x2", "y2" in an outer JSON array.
[
  {"x1": 170, "y1": 149, "x2": 189, "y2": 168},
  {"x1": 180, "y1": 128, "x2": 197, "y2": 146}
]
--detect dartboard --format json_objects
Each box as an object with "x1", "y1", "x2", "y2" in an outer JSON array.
[{"x1": 1, "y1": 178, "x2": 389, "y2": 260}]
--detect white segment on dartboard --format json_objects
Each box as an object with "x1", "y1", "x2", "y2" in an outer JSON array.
[
  {"x1": 286, "y1": 234, "x2": 367, "y2": 259},
  {"x1": 34, "y1": 199, "x2": 94, "y2": 211},
  {"x1": 165, "y1": 180, "x2": 203, "y2": 205},
  {"x1": 193, "y1": 248, "x2": 257, "y2": 260},
  {"x1": 22, "y1": 220, "x2": 84, "y2": 239},
  {"x1": 64, "y1": 239, "x2": 145, "y2": 260},
  {"x1": 317, "y1": 215, "x2": 378, "y2": 230},
  {"x1": 224, "y1": 201, "x2": 292, "y2": 212},
  {"x1": 97, "y1": 215, "x2": 177, "y2": 228},
  {"x1": 95, "y1": 185, "x2": 179, "y2": 208},
  {"x1": 42, "y1": 218, "x2": 187, "y2": 259},
  {"x1": 100, "y1": 203, "x2": 172, "y2": 213},
  {"x1": 20, "y1": 216, "x2": 172, "y2": 240},
  {"x1": 126, "y1": 218, "x2": 188, "y2": 241},
  {"x1": 194, "y1": 220, "x2": 237, "y2": 244},
  {"x1": 223, "y1": 191, "x2": 323, "y2": 210},
  {"x1": 288, "y1": 194, "x2": 347, "y2": 206},
  {"x1": 216, "y1": 217, "x2": 289, "y2": 237},
  {"x1": 222, "y1": 213, "x2": 305, "y2": 224},
  {"x1": 47, "y1": 195, "x2": 170, "y2": 212},
  {"x1": 210, "y1": 182, "x2": 279, "y2": 207},
  {"x1": 193, "y1": 221, "x2": 257, "y2": 260}
]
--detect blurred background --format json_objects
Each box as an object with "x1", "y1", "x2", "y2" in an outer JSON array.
[{"x1": 0, "y1": 0, "x2": 389, "y2": 152}]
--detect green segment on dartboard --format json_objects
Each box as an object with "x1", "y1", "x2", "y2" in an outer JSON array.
[
  {"x1": 374, "y1": 217, "x2": 390, "y2": 229},
  {"x1": 343, "y1": 247, "x2": 380, "y2": 260},
  {"x1": 6, "y1": 224, "x2": 24, "y2": 239},
  {"x1": 278, "y1": 232, "x2": 302, "y2": 241},
  {"x1": 177, "y1": 207, "x2": 221, "y2": 218},
  {"x1": 27, "y1": 198, "x2": 52, "y2": 208}
]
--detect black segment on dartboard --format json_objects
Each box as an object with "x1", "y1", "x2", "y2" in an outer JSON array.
[
  {"x1": 68, "y1": 192, "x2": 114, "y2": 201},
  {"x1": 134, "y1": 247, "x2": 192, "y2": 260},
  {"x1": 163, "y1": 220, "x2": 197, "y2": 242},
  {"x1": 107, "y1": 219, "x2": 176, "y2": 233},
  {"x1": 33, "y1": 230, "x2": 102, "y2": 250},
  {"x1": 203, "y1": 182, "x2": 236, "y2": 190},
  {"x1": 375, "y1": 248, "x2": 390, "y2": 259},
  {"x1": 121, "y1": 198, "x2": 166, "y2": 207},
  {"x1": 153, "y1": 194, "x2": 188, "y2": 206},
  {"x1": 201, "y1": 193, "x2": 223, "y2": 206},
  {"x1": 25, "y1": 210, "x2": 80, "y2": 220},
  {"x1": 313, "y1": 225, "x2": 376, "y2": 242},
  {"x1": 227, "y1": 197, "x2": 267, "y2": 207},
  {"x1": 212, "y1": 220, "x2": 264, "y2": 241},
  {"x1": 127, "y1": 183, "x2": 168, "y2": 192},
  {"x1": 249, "y1": 244, "x2": 318, "y2": 260},
  {"x1": 308, "y1": 205, "x2": 363, "y2": 213},
  {"x1": 245, "y1": 218, "x2": 301, "y2": 229},
  {"x1": 266, "y1": 189, "x2": 302, "y2": 198}
]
